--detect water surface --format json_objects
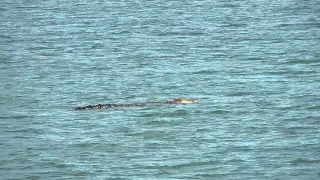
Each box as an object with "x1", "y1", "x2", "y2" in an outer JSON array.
[{"x1": 1, "y1": 0, "x2": 319, "y2": 179}]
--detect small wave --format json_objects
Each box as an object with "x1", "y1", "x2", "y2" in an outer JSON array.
[
  {"x1": 290, "y1": 158, "x2": 320, "y2": 165},
  {"x1": 192, "y1": 70, "x2": 217, "y2": 75},
  {"x1": 127, "y1": 130, "x2": 168, "y2": 139},
  {"x1": 226, "y1": 91, "x2": 253, "y2": 97},
  {"x1": 199, "y1": 109, "x2": 230, "y2": 115},
  {"x1": 138, "y1": 109, "x2": 188, "y2": 118},
  {"x1": 0, "y1": 115, "x2": 30, "y2": 120},
  {"x1": 148, "y1": 160, "x2": 220, "y2": 170},
  {"x1": 141, "y1": 119, "x2": 176, "y2": 126},
  {"x1": 281, "y1": 59, "x2": 320, "y2": 65},
  {"x1": 307, "y1": 105, "x2": 320, "y2": 110}
]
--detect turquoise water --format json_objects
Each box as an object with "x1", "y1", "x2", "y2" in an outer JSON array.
[{"x1": 1, "y1": 0, "x2": 320, "y2": 179}]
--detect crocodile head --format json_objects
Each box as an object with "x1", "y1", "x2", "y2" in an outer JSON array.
[{"x1": 173, "y1": 98, "x2": 200, "y2": 104}]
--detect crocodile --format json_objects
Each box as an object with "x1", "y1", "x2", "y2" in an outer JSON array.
[{"x1": 74, "y1": 98, "x2": 200, "y2": 110}]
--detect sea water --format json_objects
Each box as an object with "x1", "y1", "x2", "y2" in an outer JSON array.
[{"x1": 1, "y1": 0, "x2": 319, "y2": 179}]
